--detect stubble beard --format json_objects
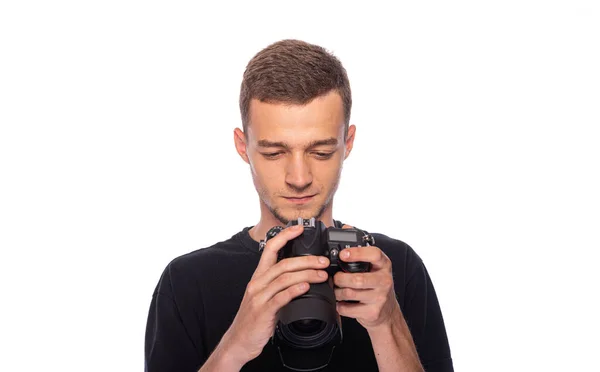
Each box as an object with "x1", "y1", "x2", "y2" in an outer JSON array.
[
  {"x1": 268, "y1": 196, "x2": 331, "y2": 225},
  {"x1": 257, "y1": 178, "x2": 340, "y2": 226},
  {"x1": 251, "y1": 162, "x2": 343, "y2": 226}
]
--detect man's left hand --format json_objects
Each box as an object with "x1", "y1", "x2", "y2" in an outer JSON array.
[{"x1": 333, "y1": 225, "x2": 402, "y2": 330}]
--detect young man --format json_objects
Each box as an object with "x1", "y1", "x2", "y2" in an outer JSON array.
[{"x1": 144, "y1": 39, "x2": 453, "y2": 372}]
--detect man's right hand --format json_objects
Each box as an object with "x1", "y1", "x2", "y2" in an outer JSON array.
[{"x1": 222, "y1": 224, "x2": 331, "y2": 366}]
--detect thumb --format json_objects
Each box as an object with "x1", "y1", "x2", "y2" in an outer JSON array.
[{"x1": 341, "y1": 224, "x2": 354, "y2": 229}]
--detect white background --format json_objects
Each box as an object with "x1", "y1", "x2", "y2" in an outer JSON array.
[{"x1": 1, "y1": 1, "x2": 599, "y2": 371}]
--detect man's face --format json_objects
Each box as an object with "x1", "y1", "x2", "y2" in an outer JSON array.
[{"x1": 237, "y1": 90, "x2": 355, "y2": 225}]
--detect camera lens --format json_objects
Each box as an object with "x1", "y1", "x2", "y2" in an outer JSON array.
[
  {"x1": 289, "y1": 319, "x2": 326, "y2": 335},
  {"x1": 278, "y1": 318, "x2": 338, "y2": 349}
]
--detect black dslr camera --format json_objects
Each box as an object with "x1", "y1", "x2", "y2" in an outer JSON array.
[{"x1": 261, "y1": 217, "x2": 375, "y2": 371}]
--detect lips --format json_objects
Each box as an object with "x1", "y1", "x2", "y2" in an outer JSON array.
[{"x1": 283, "y1": 194, "x2": 316, "y2": 204}]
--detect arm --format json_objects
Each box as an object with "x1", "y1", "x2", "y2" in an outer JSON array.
[
  {"x1": 197, "y1": 331, "x2": 248, "y2": 372},
  {"x1": 367, "y1": 306, "x2": 424, "y2": 372},
  {"x1": 147, "y1": 226, "x2": 328, "y2": 372},
  {"x1": 145, "y1": 263, "x2": 207, "y2": 372},
  {"x1": 401, "y1": 259, "x2": 454, "y2": 371},
  {"x1": 334, "y1": 236, "x2": 453, "y2": 372},
  {"x1": 145, "y1": 276, "x2": 250, "y2": 372},
  {"x1": 366, "y1": 258, "x2": 453, "y2": 372},
  {"x1": 334, "y1": 246, "x2": 425, "y2": 371},
  {"x1": 145, "y1": 290, "x2": 204, "y2": 372}
]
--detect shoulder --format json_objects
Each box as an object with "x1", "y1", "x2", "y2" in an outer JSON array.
[
  {"x1": 338, "y1": 220, "x2": 422, "y2": 268},
  {"x1": 171, "y1": 230, "x2": 252, "y2": 269},
  {"x1": 362, "y1": 229, "x2": 425, "y2": 282},
  {"x1": 170, "y1": 242, "x2": 235, "y2": 270},
  {"x1": 152, "y1": 233, "x2": 251, "y2": 295},
  {"x1": 366, "y1": 230, "x2": 423, "y2": 264}
]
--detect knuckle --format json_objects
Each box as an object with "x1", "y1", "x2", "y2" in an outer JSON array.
[
  {"x1": 246, "y1": 282, "x2": 257, "y2": 296},
  {"x1": 276, "y1": 273, "x2": 291, "y2": 286},
  {"x1": 353, "y1": 274, "x2": 364, "y2": 286},
  {"x1": 309, "y1": 270, "x2": 321, "y2": 281},
  {"x1": 282, "y1": 287, "x2": 300, "y2": 302},
  {"x1": 344, "y1": 288, "x2": 354, "y2": 298},
  {"x1": 271, "y1": 294, "x2": 287, "y2": 309},
  {"x1": 264, "y1": 240, "x2": 276, "y2": 251},
  {"x1": 279, "y1": 259, "x2": 292, "y2": 271},
  {"x1": 281, "y1": 289, "x2": 294, "y2": 303},
  {"x1": 333, "y1": 273, "x2": 343, "y2": 285},
  {"x1": 267, "y1": 240, "x2": 284, "y2": 253}
]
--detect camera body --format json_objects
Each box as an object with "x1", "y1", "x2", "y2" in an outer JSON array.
[
  {"x1": 262, "y1": 217, "x2": 374, "y2": 371},
  {"x1": 265, "y1": 217, "x2": 373, "y2": 276}
]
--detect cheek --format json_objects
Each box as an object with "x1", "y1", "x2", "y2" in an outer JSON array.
[
  {"x1": 249, "y1": 154, "x2": 269, "y2": 176},
  {"x1": 315, "y1": 162, "x2": 342, "y2": 186},
  {"x1": 251, "y1": 159, "x2": 282, "y2": 186}
]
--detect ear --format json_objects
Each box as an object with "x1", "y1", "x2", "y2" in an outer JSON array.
[
  {"x1": 233, "y1": 128, "x2": 250, "y2": 164},
  {"x1": 344, "y1": 124, "x2": 356, "y2": 160}
]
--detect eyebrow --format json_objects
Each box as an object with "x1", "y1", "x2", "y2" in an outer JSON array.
[{"x1": 257, "y1": 137, "x2": 339, "y2": 150}]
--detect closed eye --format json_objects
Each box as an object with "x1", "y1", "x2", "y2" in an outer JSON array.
[
  {"x1": 262, "y1": 152, "x2": 283, "y2": 159},
  {"x1": 314, "y1": 152, "x2": 334, "y2": 159},
  {"x1": 261, "y1": 152, "x2": 334, "y2": 160}
]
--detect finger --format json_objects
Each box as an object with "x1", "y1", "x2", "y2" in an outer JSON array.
[
  {"x1": 268, "y1": 281, "x2": 312, "y2": 313},
  {"x1": 259, "y1": 267, "x2": 329, "y2": 304},
  {"x1": 334, "y1": 287, "x2": 377, "y2": 303},
  {"x1": 256, "y1": 254, "x2": 330, "y2": 288},
  {"x1": 254, "y1": 224, "x2": 304, "y2": 276},
  {"x1": 339, "y1": 246, "x2": 389, "y2": 270},
  {"x1": 336, "y1": 301, "x2": 371, "y2": 319},
  {"x1": 341, "y1": 224, "x2": 355, "y2": 229},
  {"x1": 334, "y1": 271, "x2": 392, "y2": 290}
]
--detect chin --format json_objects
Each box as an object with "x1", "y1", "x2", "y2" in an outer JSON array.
[{"x1": 275, "y1": 207, "x2": 324, "y2": 225}]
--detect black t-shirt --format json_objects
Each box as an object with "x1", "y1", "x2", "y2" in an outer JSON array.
[{"x1": 144, "y1": 221, "x2": 453, "y2": 371}]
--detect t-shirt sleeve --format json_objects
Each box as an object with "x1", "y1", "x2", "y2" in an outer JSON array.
[
  {"x1": 144, "y1": 263, "x2": 206, "y2": 372},
  {"x1": 402, "y1": 248, "x2": 454, "y2": 372}
]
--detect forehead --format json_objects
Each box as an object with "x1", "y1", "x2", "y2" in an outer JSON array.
[{"x1": 247, "y1": 91, "x2": 345, "y2": 146}]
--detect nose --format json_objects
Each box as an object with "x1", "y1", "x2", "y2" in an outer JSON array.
[{"x1": 285, "y1": 154, "x2": 313, "y2": 191}]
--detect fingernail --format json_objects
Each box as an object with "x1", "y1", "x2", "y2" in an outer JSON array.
[
  {"x1": 341, "y1": 251, "x2": 350, "y2": 258},
  {"x1": 319, "y1": 257, "x2": 328, "y2": 264},
  {"x1": 318, "y1": 271, "x2": 327, "y2": 278}
]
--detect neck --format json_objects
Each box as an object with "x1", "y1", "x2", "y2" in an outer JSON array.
[{"x1": 248, "y1": 202, "x2": 336, "y2": 243}]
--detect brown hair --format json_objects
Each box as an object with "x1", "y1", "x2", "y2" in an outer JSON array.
[{"x1": 239, "y1": 39, "x2": 352, "y2": 138}]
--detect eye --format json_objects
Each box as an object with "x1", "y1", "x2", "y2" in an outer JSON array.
[
  {"x1": 314, "y1": 152, "x2": 334, "y2": 159},
  {"x1": 262, "y1": 152, "x2": 283, "y2": 159}
]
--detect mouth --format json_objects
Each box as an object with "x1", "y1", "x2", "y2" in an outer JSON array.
[{"x1": 283, "y1": 195, "x2": 316, "y2": 204}]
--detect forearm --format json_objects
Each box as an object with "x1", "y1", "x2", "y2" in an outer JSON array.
[
  {"x1": 198, "y1": 332, "x2": 248, "y2": 372},
  {"x1": 367, "y1": 309, "x2": 424, "y2": 372}
]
